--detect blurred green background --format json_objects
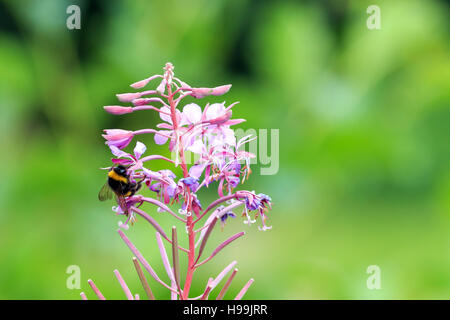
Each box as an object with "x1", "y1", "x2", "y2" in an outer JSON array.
[{"x1": 0, "y1": 0, "x2": 449, "y2": 299}]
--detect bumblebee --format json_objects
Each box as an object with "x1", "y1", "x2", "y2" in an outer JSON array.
[{"x1": 98, "y1": 165, "x2": 142, "y2": 215}]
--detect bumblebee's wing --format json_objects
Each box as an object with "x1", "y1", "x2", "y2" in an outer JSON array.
[{"x1": 98, "y1": 182, "x2": 113, "y2": 201}]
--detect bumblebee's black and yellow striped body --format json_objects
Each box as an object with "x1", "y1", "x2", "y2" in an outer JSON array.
[
  {"x1": 98, "y1": 165, "x2": 142, "y2": 214},
  {"x1": 107, "y1": 166, "x2": 138, "y2": 197}
]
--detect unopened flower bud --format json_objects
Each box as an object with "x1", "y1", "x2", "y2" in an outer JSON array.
[
  {"x1": 130, "y1": 79, "x2": 150, "y2": 89},
  {"x1": 190, "y1": 84, "x2": 231, "y2": 99},
  {"x1": 116, "y1": 93, "x2": 142, "y2": 102},
  {"x1": 104, "y1": 106, "x2": 133, "y2": 115}
]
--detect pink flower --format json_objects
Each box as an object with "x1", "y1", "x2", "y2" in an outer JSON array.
[
  {"x1": 183, "y1": 102, "x2": 237, "y2": 125},
  {"x1": 146, "y1": 169, "x2": 179, "y2": 205},
  {"x1": 102, "y1": 129, "x2": 134, "y2": 149},
  {"x1": 180, "y1": 102, "x2": 244, "y2": 153}
]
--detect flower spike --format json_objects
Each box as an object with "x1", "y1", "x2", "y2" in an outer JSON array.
[{"x1": 91, "y1": 62, "x2": 273, "y2": 300}]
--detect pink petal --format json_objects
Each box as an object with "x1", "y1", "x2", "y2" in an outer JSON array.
[
  {"x1": 207, "y1": 111, "x2": 232, "y2": 125},
  {"x1": 142, "y1": 167, "x2": 163, "y2": 180},
  {"x1": 189, "y1": 163, "x2": 207, "y2": 179},
  {"x1": 178, "y1": 111, "x2": 188, "y2": 127},
  {"x1": 106, "y1": 137, "x2": 132, "y2": 149},
  {"x1": 156, "y1": 79, "x2": 167, "y2": 94},
  {"x1": 112, "y1": 158, "x2": 133, "y2": 165},
  {"x1": 187, "y1": 139, "x2": 206, "y2": 154},
  {"x1": 222, "y1": 128, "x2": 236, "y2": 145},
  {"x1": 205, "y1": 103, "x2": 225, "y2": 120},
  {"x1": 102, "y1": 133, "x2": 131, "y2": 141},
  {"x1": 154, "y1": 131, "x2": 171, "y2": 145},
  {"x1": 159, "y1": 106, "x2": 172, "y2": 123},
  {"x1": 183, "y1": 103, "x2": 202, "y2": 124},
  {"x1": 133, "y1": 141, "x2": 147, "y2": 159},
  {"x1": 109, "y1": 145, "x2": 131, "y2": 158},
  {"x1": 103, "y1": 129, "x2": 132, "y2": 139}
]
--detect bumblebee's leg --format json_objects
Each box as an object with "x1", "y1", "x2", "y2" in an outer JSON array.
[
  {"x1": 125, "y1": 182, "x2": 135, "y2": 197},
  {"x1": 121, "y1": 181, "x2": 133, "y2": 197},
  {"x1": 127, "y1": 180, "x2": 143, "y2": 197},
  {"x1": 135, "y1": 180, "x2": 143, "y2": 192},
  {"x1": 118, "y1": 181, "x2": 126, "y2": 195}
]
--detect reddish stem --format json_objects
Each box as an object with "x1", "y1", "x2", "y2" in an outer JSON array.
[
  {"x1": 183, "y1": 215, "x2": 196, "y2": 299},
  {"x1": 168, "y1": 81, "x2": 196, "y2": 299}
]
